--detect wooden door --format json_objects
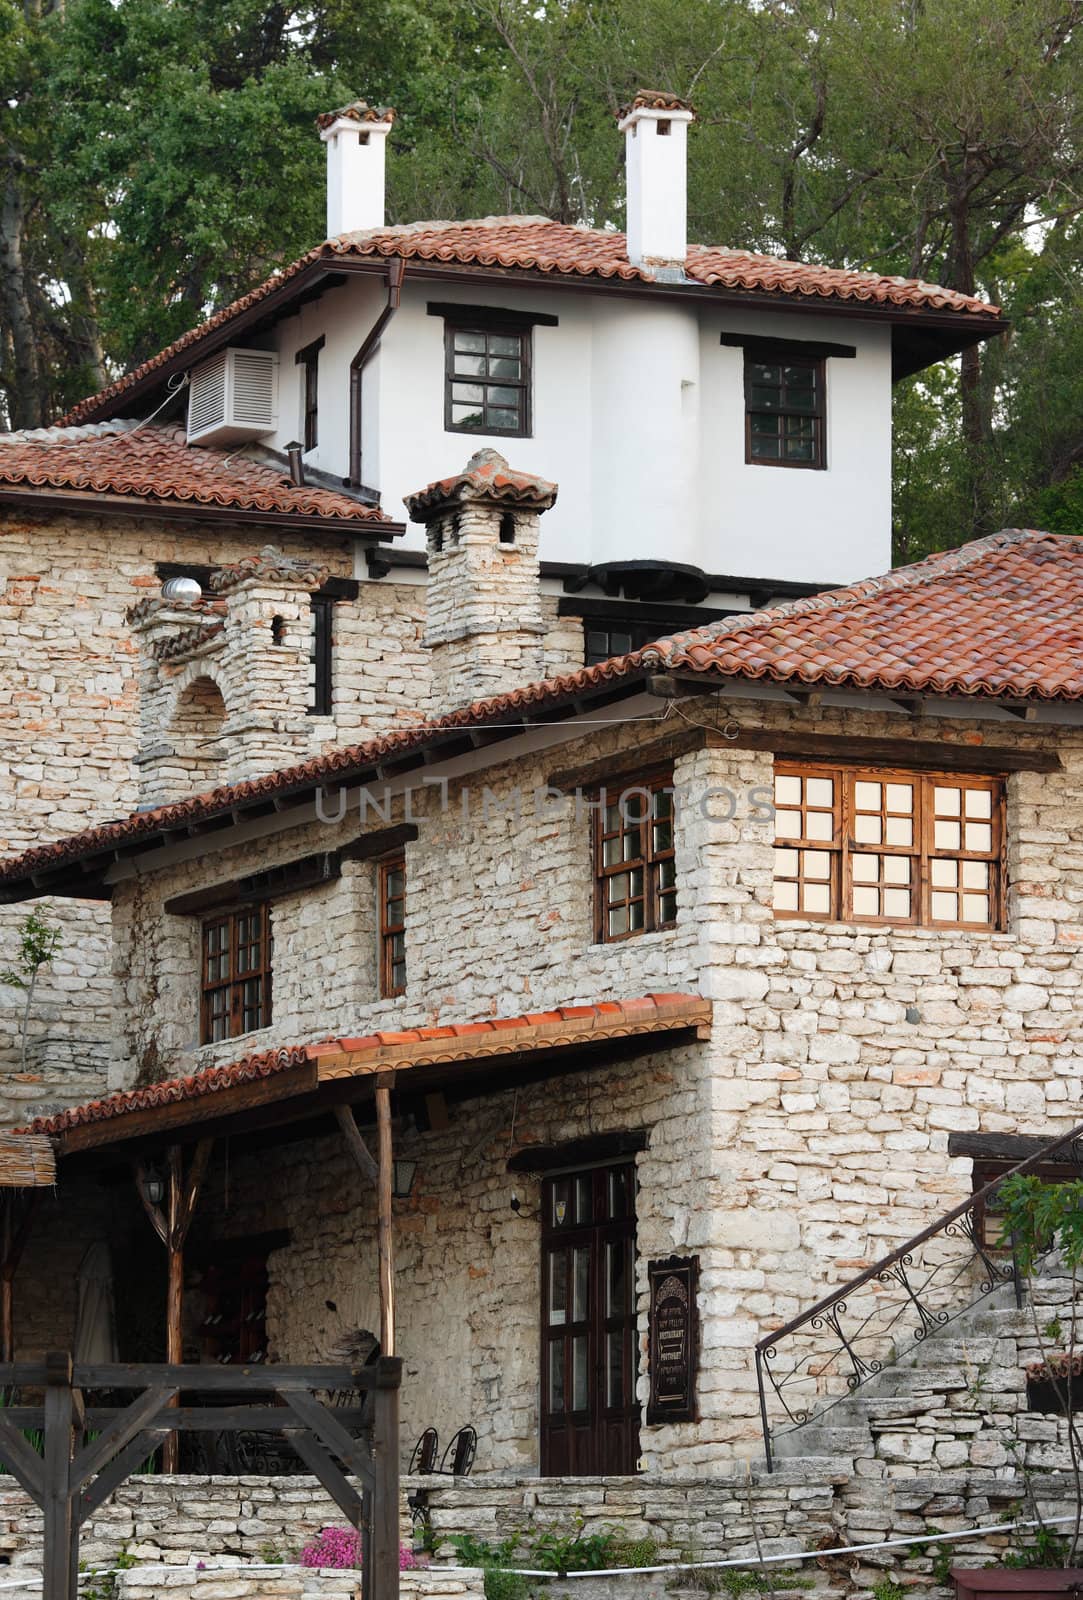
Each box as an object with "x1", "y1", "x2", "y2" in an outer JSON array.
[{"x1": 540, "y1": 1163, "x2": 639, "y2": 1476}]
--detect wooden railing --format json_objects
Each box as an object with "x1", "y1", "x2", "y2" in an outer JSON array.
[{"x1": 0, "y1": 1353, "x2": 402, "y2": 1600}]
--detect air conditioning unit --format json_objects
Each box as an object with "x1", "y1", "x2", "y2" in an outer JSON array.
[{"x1": 187, "y1": 348, "x2": 279, "y2": 446}]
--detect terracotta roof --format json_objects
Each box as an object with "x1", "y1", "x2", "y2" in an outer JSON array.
[
  {"x1": 0, "y1": 652, "x2": 649, "y2": 894},
  {"x1": 62, "y1": 218, "x2": 1000, "y2": 427},
  {"x1": 617, "y1": 90, "x2": 696, "y2": 119},
  {"x1": 0, "y1": 529, "x2": 1079, "y2": 899},
  {"x1": 23, "y1": 996, "x2": 708, "y2": 1147},
  {"x1": 1026, "y1": 1350, "x2": 1083, "y2": 1384},
  {"x1": 316, "y1": 100, "x2": 395, "y2": 131},
  {"x1": 405, "y1": 447, "x2": 558, "y2": 519},
  {"x1": 0, "y1": 422, "x2": 393, "y2": 525},
  {"x1": 649, "y1": 528, "x2": 1083, "y2": 701}
]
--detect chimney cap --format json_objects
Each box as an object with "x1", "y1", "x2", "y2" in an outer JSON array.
[
  {"x1": 405, "y1": 448, "x2": 558, "y2": 521},
  {"x1": 316, "y1": 99, "x2": 396, "y2": 136},
  {"x1": 617, "y1": 90, "x2": 696, "y2": 124}
]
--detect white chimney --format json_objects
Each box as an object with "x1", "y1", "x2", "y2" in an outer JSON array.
[
  {"x1": 316, "y1": 100, "x2": 396, "y2": 237},
  {"x1": 617, "y1": 91, "x2": 695, "y2": 271}
]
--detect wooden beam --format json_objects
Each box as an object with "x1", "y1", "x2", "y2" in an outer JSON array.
[
  {"x1": 712, "y1": 726, "x2": 1062, "y2": 775},
  {"x1": 0, "y1": 1192, "x2": 41, "y2": 1363},
  {"x1": 0, "y1": 1416, "x2": 44, "y2": 1502},
  {"x1": 280, "y1": 1427, "x2": 364, "y2": 1526},
  {"x1": 334, "y1": 1106, "x2": 379, "y2": 1184},
  {"x1": 547, "y1": 728, "x2": 709, "y2": 793},
  {"x1": 71, "y1": 1385, "x2": 178, "y2": 1493},
  {"x1": 375, "y1": 1085, "x2": 395, "y2": 1359},
  {"x1": 276, "y1": 1387, "x2": 376, "y2": 1491},
  {"x1": 59, "y1": 1063, "x2": 317, "y2": 1154},
  {"x1": 163, "y1": 1147, "x2": 183, "y2": 1474},
  {"x1": 78, "y1": 1428, "x2": 169, "y2": 1527}
]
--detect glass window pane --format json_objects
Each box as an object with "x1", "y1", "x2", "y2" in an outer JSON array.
[
  {"x1": 548, "y1": 1253, "x2": 567, "y2": 1326},
  {"x1": 962, "y1": 860, "x2": 989, "y2": 889},
  {"x1": 454, "y1": 330, "x2": 486, "y2": 352},
  {"x1": 886, "y1": 783, "x2": 913, "y2": 811},
  {"x1": 488, "y1": 356, "x2": 521, "y2": 379},
  {"x1": 883, "y1": 887, "x2": 911, "y2": 917},
  {"x1": 572, "y1": 1336, "x2": 589, "y2": 1411},
  {"x1": 549, "y1": 1341, "x2": 564, "y2": 1413},
  {"x1": 773, "y1": 881, "x2": 799, "y2": 911},
  {"x1": 575, "y1": 1176, "x2": 592, "y2": 1226},
  {"x1": 805, "y1": 811, "x2": 834, "y2": 841},
  {"x1": 551, "y1": 1181, "x2": 571, "y2": 1229},
  {"x1": 451, "y1": 404, "x2": 485, "y2": 427},
  {"x1": 962, "y1": 893, "x2": 990, "y2": 922},
  {"x1": 487, "y1": 385, "x2": 519, "y2": 406},
  {"x1": 607, "y1": 1331, "x2": 624, "y2": 1408},
  {"x1": 452, "y1": 352, "x2": 486, "y2": 377},
  {"x1": 488, "y1": 407, "x2": 519, "y2": 429},
  {"x1": 854, "y1": 813, "x2": 882, "y2": 844},
  {"x1": 931, "y1": 891, "x2": 958, "y2": 921},
  {"x1": 573, "y1": 1247, "x2": 590, "y2": 1322},
  {"x1": 852, "y1": 885, "x2": 880, "y2": 915},
  {"x1": 852, "y1": 853, "x2": 879, "y2": 883},
  {"x1": 608, "y1": 1169, "x2": 629, "y2": 1220},
  {"x1": 966, "y1": 789, "x2": 992, "y2": 818},
  {"x1": 805, "y1": 778, "x2": 834, "y2": 807},
  {"x1": 885, "y1": 816, "x2": 913, "y2": 846},
  {"x1": 935, "y1": 820, "x2": 961, "y2": 850},
  {"x1": 774, "y1": 847, "x2": 798, "y2": 875},
  {"x1": 451, "y1": 382, "x2": 485, "y2": 404},
  {"x1": 931, "y1": 857, "x2": 958, "y2": 886},
  {"x1": 934, "y1": 786, "x2": 961, "y2": 816},
  {"x1": 775, "y1": 774, "x2": 801, "y2": 804},
  {"x1": 803, "y1": 850, "x2": 831, "y2": 880},
  {"x1": 489, "y1": 334, "x2": 521, "y2": 356},
  {"x1": 803, "y1": 882, "x2": 831, "y2": 914},
  {"x1": 608, "y1": 904, "x2": 629, "y2": 937},
  {"x1": 607, "y1": 1241, "x2": 627, "y2": 1316},
  {"x1": 750, "y1": 432, "x2": 781, "y2": 459},
  {"x1": 658, "y1": 889, "x2": 678, "y2": 924},
  {"x1": 883, "y1": 855, "x2": 911, "y2": 884},
  {"x1": 965, "y1": 822, "x2": 992, "y2": 853},
  {"x1": 775, "y1": 809, "x2": 801, "y2": 838}
]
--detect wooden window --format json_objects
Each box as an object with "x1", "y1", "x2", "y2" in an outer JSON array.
[
  {"x1": 772, "y1": 764, "x2": 1004, "y2": 929},
  {"x1": 745, "y1": 354, "x2": 825, "y2": 468},
  {"x1": 309, "y1": 594, "x2": 334, "y2": 717},
  {"x1": 296, "y1": 336, "x2": 324, "y2": 453},
  {"x1": 445, "y1": 324, "x2": 530, "y2": 437},
  {"x1": 200, "y1": 905, "x2": 272, "y2": 1044},
  {"x1": 379, "y1": 855, "x2": 406, "y2": 997},
  {"x1": 594, "y1": 771, "x2": 677, "y2": 942}
]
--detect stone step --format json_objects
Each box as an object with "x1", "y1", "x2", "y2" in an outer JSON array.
[{"x1": 771, "y1": 1424, "x2": 872, "y2": 1460}]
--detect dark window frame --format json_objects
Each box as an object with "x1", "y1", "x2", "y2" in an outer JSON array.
[
  {"x1": 296, "y1": 336, "x2": 324, "y2": 454},
  {"x1": 443, "y1": 321, "x2": 532, "y2": 439},
  {"x1": 200, "y1": 903, "x2": 272, "y2": 1044},
  {"x1": 592, "y1": 769, "x2": 678, "y2": 944},
  {"x1": 310, "y1": 594, "x2": 334, "y2": 717},
  {"x1": 744, "y1": 352, "x2": 826, "y2": 470},
  {"x1": 378, "y1": 853, "x2": 407, "y2": 998}
]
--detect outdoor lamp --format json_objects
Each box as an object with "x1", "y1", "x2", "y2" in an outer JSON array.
[
  {"x1": 392, "y1": 1160, "x2": 416, "y2": 1199},
  {"x1": 141, "y1": 1164, "x2": 166, "y2": 1208}
]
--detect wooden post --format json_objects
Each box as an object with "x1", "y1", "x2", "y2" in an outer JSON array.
[
  {"x1": 134, "y1": 1141, "x2": 212, "y2": 1473},
  {"x1": 42, "y1": 1351, "x2": 75, "y2": 1600},
  {"x1": 370, "y1": 1357, "x2": 401, "y2": 1600},
  {"x1": 375, "y1": 1084, "x2": 395, "y2": 1358}
]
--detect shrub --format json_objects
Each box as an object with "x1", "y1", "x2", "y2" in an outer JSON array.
[{"x1": 299, "y1": 1527, "x2": 417, "y2": 1570}]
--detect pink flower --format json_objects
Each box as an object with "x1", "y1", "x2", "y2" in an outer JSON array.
[{"x1": 299, "y1": 1528, "x2": 417, "y2": 1572}]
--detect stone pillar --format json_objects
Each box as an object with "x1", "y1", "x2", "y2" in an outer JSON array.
[
  {"x1": 405, "y1": 449, "x2": 557, "y2": 714},
  {"x1": 208, "y1": 547, "x2": 330, "y2": 785}
]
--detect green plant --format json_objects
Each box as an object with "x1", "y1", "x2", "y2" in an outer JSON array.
[
  {"x1": 258, "y1": 1541, "x2": 284, "y2": 1564},
  {"x1": 1, "y1": 910, "x2": 61, "y2": 1070},
  {"x1": 998, "y1": 1173, "x2": 1083, "y2": 1566},
  {"x1": 82, "y1": 1545, "x2": 137, "y2": 1600},
  {"x1": 871, "y1": 1581, "x2": 905, "y2": 1600}
]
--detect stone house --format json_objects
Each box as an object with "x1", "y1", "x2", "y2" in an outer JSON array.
[
  {"x1": 0, "y1": 507, "x2": 1081, "y2": 1493},
  {"x1": 0, "y1": 87, "x2": 1000, "y2": 1129}
]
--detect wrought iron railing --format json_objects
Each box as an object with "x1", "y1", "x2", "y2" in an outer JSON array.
[{"x1": 755, "y1": 1119, "x2": 1083, "y2": 1471}]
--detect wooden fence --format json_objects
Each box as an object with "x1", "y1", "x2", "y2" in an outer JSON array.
[{"x1": 0, "y1": 1352, "x2": 402, "y2": 1600}]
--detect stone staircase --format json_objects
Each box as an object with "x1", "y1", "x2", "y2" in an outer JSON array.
[{"x1": 769, "y1": 1266, "x2": 1072, "y2": 1478}]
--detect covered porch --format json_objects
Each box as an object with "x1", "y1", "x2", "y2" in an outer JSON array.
[{"x1": 9, "y1": 993, "x2": 711, "y2": 1484}]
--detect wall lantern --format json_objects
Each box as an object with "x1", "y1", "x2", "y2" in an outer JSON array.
[
  {"x1": 392, "y1": 1160, "x2": 417, "y2": 1199},
  {"x1": 141, "y1": 1164, "x2": 166, "y2": 1208}
]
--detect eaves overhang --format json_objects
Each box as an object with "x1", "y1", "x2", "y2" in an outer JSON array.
[{"x1": 0, "y1": 483, "x2": 406, "y2": 541}]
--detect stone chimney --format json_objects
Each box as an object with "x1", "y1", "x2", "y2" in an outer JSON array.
[
  {"x1": 617, "y1": 91, "x2": 696, "y2": 271},
  {"x1": 405, "y1": 449, "x2": 557, "y2": 714},
  {"x1": 316, "y1": 100, "x2": 396, "y2": 237},
  {"x1": 129, "y1": 548, "x2": 329, "y2": 807}
]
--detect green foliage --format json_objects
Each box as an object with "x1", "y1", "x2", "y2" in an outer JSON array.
[
  {"x1": 0, "y1": 909, "x2": 61, "y2": 992},
  {"x1": 447, "y1": 1519, "x2": 658, "y2": 1591},
  {"x1": 82, "y1": 1546, "x2": 137, "y2": 1600},
  {"x1": 871, "y1": 1581, "x2": 905, "y2": 1600},
  {"x1": 996, "y1": 1175, "x2": 1083, "y2": 1277},
  {"x1": 1003, "y1": 1527, "x2": 1070, "y2": 1569}
]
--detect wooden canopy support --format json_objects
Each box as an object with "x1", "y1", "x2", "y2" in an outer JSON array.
[
  {"x1": 133, "y1": 1140, "x2": 213, "y2": 1471},
  {"x1": 334, "y1": 1092, "x2": 396, "y2": 1358}
]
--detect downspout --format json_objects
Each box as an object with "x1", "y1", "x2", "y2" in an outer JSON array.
[{"x1": 348, "y1": 256, "x2": 405, "y2": 488}]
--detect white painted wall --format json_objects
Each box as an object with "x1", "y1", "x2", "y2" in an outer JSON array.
[{"x1": 264, "y1": 275, "x2": 894, "y2": 586}]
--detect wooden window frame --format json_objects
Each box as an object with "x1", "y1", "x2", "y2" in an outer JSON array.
[
  {"x1": 443, "y1": 321, "x2": 532, "y2": 439},
  {"x1": 296, "y1": 336, "x2": 324, "y2": 454},
  {"x1": 309, "y1": 594, "x2": 334, "y2": 717},
  {"x1": 773, "y1": 762, "x2": 1005, "y2": 930},
  {"x1": 378, "y1": 854, "x2": 407, "y2": 998},
  {"x1": 593, "y1": 768, "x2": 678, "y2": 944},
  {"x1": 744, "y1": 351, "x2": 825, "y2": 470},
  {"x1": 200, "y1": 903, "x2": 272, "y2": 1045}
]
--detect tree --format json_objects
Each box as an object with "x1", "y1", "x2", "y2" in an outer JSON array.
[{"x1": 0, "y1": 908, "x2": 61, "y2": 1071}]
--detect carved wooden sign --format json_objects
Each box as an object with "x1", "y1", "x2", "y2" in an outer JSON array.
[{"x1": 647, "y1": 1254, "x2": 699, "y2": 1424}]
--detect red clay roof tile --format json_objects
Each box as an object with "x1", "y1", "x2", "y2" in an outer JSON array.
[
  {"x1": 0, "y1": 530, "x2": 1079, "y2": 899},
  {"x1": 61, "y1": 218, "x2": 1001, "y2": 427},
  {"x1": 22, "y1": 996, "x2": 706, "y2": 1139},
  {"x1": 0, "y1": 423, "x2": 391, "y2": 524}
]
